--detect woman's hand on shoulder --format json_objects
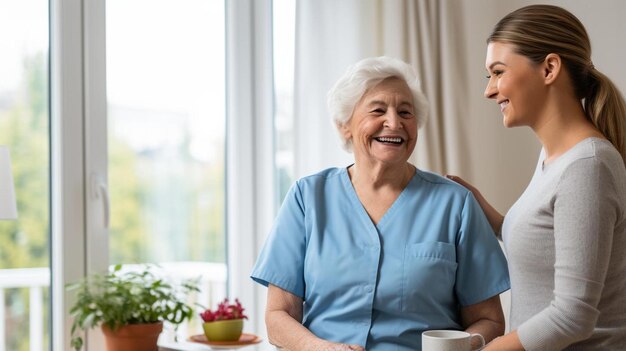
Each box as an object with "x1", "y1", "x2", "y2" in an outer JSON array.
[
  {"x1": 445, "y1": 174, "x2": 504, "y2": 235},
  {"x1": 446, "y1": 174, "x2": 479, "y2": 194}
]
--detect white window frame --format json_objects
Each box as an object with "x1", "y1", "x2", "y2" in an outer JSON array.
[
  {"x1": 50, "y1": 0, "x2": 276, "y2": 349},
  {"x1": 50, "y1": 0, "x2": 108, "y2": 349},
  {"x1": 225, "y1": 0, "x2": 275, "y2": 342},
  {"x1": 50, "y1": 0, "x2": 88, "y2": 349}
]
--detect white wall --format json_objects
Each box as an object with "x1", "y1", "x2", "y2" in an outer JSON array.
[{"x1": 459, "y1": 0, "x2": 626, "y2": 213}]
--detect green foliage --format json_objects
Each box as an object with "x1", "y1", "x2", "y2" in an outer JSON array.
[
  {"x1": 0, "y1": 52, "x2": 49, "y2": 270},
  {"x1": 0, "y1": 47, "x2": 50, "y2": 351},
  {"x1": 67, "y1": 264, "x2": 200, "y2": 350},
  {"x1": 108, "y1": 138, "x2": 148, "y2": 264}
]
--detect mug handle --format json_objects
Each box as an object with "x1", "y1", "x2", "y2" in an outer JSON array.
[{"x1": 470, "y1": 333, "x2": 485, "y2": 350}]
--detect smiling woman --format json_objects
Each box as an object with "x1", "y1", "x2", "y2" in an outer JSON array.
[
  {"x1": 484, "y1": 42, "x2": 549, "y2": 129},
  {"x1": 450, "y1": 4, "x2": 626, "y2": 351},
  {"x1": 251, "y1": 56, "x2": 510, "y2": 351},
  {"x1": 339, "y1": 78, "x2": 419, "y2": 171},
  {"x1": 6, "y1": 1, "x2": 624, "y2": 350},
  {"x1": 328, "y1": 57, "x2": 429, "y2": 153}
]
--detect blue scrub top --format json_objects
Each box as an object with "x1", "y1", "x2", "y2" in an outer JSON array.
[{"x1": 251, "y1": 167, "x2": 510, "y2": 350}]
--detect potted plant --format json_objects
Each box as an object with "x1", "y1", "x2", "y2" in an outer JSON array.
[
  {"x1": 199, "y1": 298, "x2": 248, "y2": 341},
  {"x1": 67, "y1": 264, "x2": 199, "y2": 351}
]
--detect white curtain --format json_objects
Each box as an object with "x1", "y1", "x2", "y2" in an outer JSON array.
[{"x1": 293, "y1": 0, "x2": 469, "y2": 177}]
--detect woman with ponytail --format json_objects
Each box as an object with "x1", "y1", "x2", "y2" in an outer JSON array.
[{"x1": 448, "y1": 4, "x2": 626, "y2": 350}]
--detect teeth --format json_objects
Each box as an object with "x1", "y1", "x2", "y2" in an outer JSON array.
[{"x1": 376, "y1": 137, "x2": 402, "y2": 144}]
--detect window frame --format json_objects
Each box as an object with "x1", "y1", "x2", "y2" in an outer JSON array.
[
  {"x1": 50, "y1": 0, "x2": 109, "y2": 347},
  {"x1": 50, "y1": 0, "x2": 91, "y2": 349},
  {"x1": 225, "y1": 0, "x2": 275, "y2": 340},
  {"x1": 50, "y1": 0, "x2": 276, "y2": 349}
]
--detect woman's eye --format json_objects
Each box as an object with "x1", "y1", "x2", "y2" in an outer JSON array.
[
  {"x1": 486, "y1": 70, "x2": 503, "y2": 79},
  {"x1": 372, "y1": 108, "x2": 385, "y2": 114}
]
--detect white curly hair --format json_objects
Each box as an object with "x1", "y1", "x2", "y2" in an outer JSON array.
[{"x1": 327, "y1": 56, "x2": 429, "y2": 152}]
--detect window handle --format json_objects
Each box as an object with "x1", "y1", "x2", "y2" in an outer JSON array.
[{"x1": 90, "y1": 173, "x2": 110, "y2": 229}]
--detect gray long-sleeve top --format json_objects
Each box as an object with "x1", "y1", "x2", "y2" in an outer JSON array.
[{"x1": 502, "y1": 138, "x2": 626, "y2": 350}]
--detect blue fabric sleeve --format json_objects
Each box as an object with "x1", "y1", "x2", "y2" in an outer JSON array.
[
  {"x1": 455, "y1": 192, "x2": 510, "y2": 306},
  {"x1": 250, "y1": 182, "x2": 307, "y2": 298}
]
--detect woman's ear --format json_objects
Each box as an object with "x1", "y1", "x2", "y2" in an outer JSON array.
[
  {"x1": 543, "y1": 53, "x2": 562, "y2": 84},
  {"x1": 336, "y1": 120, "x2": 352, "y2": 142}
]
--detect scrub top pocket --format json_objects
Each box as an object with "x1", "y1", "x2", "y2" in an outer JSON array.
[{"x1": 402, "y1": 242, "x2": 458, "y2": 313}]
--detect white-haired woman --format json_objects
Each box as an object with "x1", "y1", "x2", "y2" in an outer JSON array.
[{"x1": 251, "y1": 56, "x2": 510, "y2": 351}]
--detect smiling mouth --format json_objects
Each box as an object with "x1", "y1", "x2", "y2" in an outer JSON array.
[
  {"x1": 499, "y1": 100, "x2": 509, "y2": 111},
  {"x1": 374, "y1": 137, "x2": 404, "y2": 145}
]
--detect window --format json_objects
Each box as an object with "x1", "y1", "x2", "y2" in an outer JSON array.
[
  {"x1": 106, "y1": 0, "x2": 226, "y2": 267},
  {"x1": 2, "y1": 0, "x2": 288, "y2": 349},
  {"x1": 0, "y1": 1, "x2": 50, "y2": 350},
  {"x1": 105, "y1": 0, "x2": 227, "y2": 339},
  {"x1": 273, "y1": 0, "x2": 296, "y2": 203}
]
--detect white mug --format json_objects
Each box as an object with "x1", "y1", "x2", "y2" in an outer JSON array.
[{"x1": 422, "y1": 330, "x2": 485, "y2": 351}]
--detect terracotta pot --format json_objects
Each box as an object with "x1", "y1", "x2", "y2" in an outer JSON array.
[
  {"x1": 101, "y1": 322, "x2": 163, "y2": 351},
  {"x1": 202, "y1": 319, "x2": 244, "y2": 341}
]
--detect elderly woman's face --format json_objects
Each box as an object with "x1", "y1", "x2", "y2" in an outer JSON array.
[{"x1": 341, "y1": 77, "x2": 417, "y2": 166}]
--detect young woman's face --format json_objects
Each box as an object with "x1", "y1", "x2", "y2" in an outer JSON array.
[
  {"x1": 484, "y1": 42, "x2": 548, "y2": 128},
  {"x1": 341, "y1": 77, "x2": 418, "y2": 166}
]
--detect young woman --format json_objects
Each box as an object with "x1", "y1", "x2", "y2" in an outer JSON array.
[{"x1": 449, "y1": 4, "x2": 626, "y2": 350}]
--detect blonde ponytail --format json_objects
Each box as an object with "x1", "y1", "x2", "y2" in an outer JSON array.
[{"x1": 585, "y1": 69, "x2": 626, "y2": 164}]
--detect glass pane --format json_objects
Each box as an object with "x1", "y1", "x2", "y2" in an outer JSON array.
[
  {"x1": 0, "y1": 1, "x2": 50, "y2": 350},
  {"x1": 106, "y1": 0, "x2": 226, "y2": 339},
  {"x1": 273, "y1": 0, "x2": 296, "y2": 203}
]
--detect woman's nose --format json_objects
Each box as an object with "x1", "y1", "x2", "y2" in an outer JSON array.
[
  {"x1": 384, "y1": 110, "x2": 402, "y2": 129},
  {"x1": 484, "y1": 79, "x2": 497, "y2": 99}
]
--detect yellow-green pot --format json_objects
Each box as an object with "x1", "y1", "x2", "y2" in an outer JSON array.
[{"x1": 202, "y1": 319, "x2": 244, "y2": 341}]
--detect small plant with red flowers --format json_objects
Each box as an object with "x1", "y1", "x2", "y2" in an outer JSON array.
[
  {"x1": 200, "y1": 298, "x2": 248, "y2": 322},
  {"x1": 199, "y1": 298, "x2": 248, "y2": 341}
]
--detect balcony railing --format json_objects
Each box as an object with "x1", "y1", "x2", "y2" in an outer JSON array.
[
  {"x1": 0, "y1": 267, "x2": 49, "y2": 351},
  {"x1": 0, "y1": 262, "x2": 227, "y2": 351}
]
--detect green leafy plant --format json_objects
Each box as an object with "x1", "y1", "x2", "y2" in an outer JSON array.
[{"x1": 67, "y1": 264, "x2": 199, "y2": 350}]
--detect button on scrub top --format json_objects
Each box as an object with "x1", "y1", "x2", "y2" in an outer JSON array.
[{"x1": 251, "y1": 167, "x2": 510, "y2": 350}]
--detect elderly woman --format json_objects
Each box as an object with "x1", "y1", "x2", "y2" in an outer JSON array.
[{"x1": 251, "y1": 56, "x2": 510, "y2": 350}]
